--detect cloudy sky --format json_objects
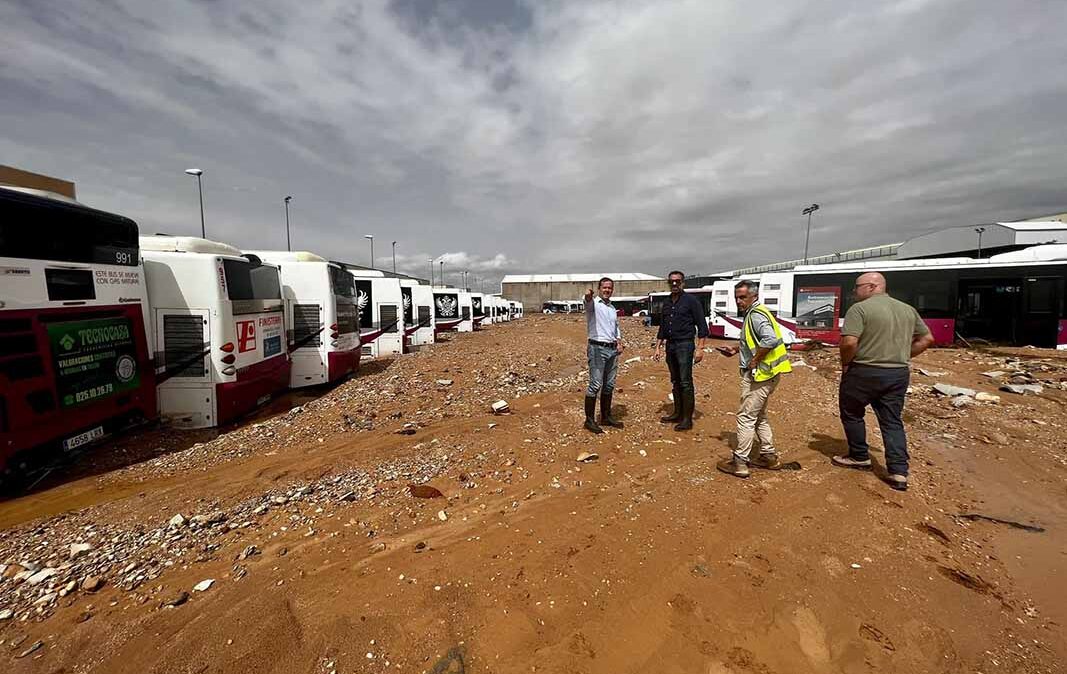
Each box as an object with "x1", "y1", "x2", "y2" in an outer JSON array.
[{"x1": 3, "y1": 0, "x2": 1066, "y2": 285}]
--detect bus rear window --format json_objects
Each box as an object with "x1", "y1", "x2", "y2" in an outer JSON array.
[
  {"x1": 329, "y1": 265, "x2": 354, "y2": 297},
  {"x1": 46, "y1": 268, "x2": 96, "y2": 301},
  {"x1": 222, "y1": 259, "x2": 281, "y2": 300},
  {"x1": 0, "y1": 191, "x2": 138, "y2": 266}
]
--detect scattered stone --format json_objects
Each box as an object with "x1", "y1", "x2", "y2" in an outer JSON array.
[
  {"x1": 81, "y1": 576, "x2": 104, "y2": 592},
  {"x1": 918, "y1": 368, "x2": 947, "y2": 377},
  {"x1": 238, "y1": 545, "x2": 259, "y2": 561},
  {"x1": 161, "y1": 590, "x2": 189, "y2": 607},
  {"x1": 932, "y1": 383, "x2": 976, "y2": 398},
  {"x1": 3, "y1": 563, "x2": 26, "y2": 579},
  {"x1": 27, "y1": 568, "x2": 58, "y2": 585},
  {"x1": 277, "y1": 547, "x2": 289, "y2": 557},
  {"x1": 981, "y1": 370, "x2": 1006, "y2": 378},
  {"x1": 69, "y1": 542, "x2": 94, "y2": 559},
  {"x1": 76, "y1": 611, "x2": 92, "y2": 623},
  {"x1": 491, "y1": 400, "x2": 511, "y2": 414},
  {"x1": 396, "y1": 423, "x2": 418, "y2": 435},
  {"x1": 338, "y1": 491, "x2": 357, "y2": 502},
  {"x1": 414, "y1": 541, "x2": 428, "y2": 553},
  {"x1": 436, "y1": 379, "x2": 454, "y2": 386},
  {"x1": 437, "y1": 510, "x2": 449, "y2": 522},
  {"x1": 15, "y1": 640, "x2": 44, "y2": 659},
  {"x1": 409, "y1": 484, "x2": 445, "y2": 499},
  {"x1": 952, "y1": 397, "x2": 975, "y2": 408},
  {"x1": 1000, "y1": 383, "x2": 1043, "y2": 395},
  {"x1": 193, "y1": 579, "x2": 215, "y2": 592},
  {"x1": 369, "y1": 542, "x2": 387, "y2": 554},
  {"x1": 169, "y1": 513, "x2": 187, "y2": 528},
  {"x1": 975, "y1": 392, "x2": 1001, "y2": 403},
  {"x1": 34, "y1": 592, "x2": 58, "y2": 606},
  {"x1": 0, "y1": 609, "x2": 12, "y2": 620},
  {"x1": 624, "y1": 356, "x2": 642, "y2": 364},
  {"x1": 691, "y1": 564, "x2": 711, "y2": 578},
  {"x1": 576, "y1": 451, "x2": 599, "y2": 463}
]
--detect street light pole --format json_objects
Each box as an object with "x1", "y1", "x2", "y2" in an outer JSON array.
[
  {"x1": 185, "y1": 168, "x2": 205, "y2": 238},
  {"x1": 364, "y1": 235, "x2": 374, "y2": 269},
  {"x1": 392, "y1": 241, "x2": 397, "y2": 274},
  {"x1": 440, "y1": 260, "x2": 444, "y2": 287},
  {"x1": 975, "y1": 227, "x2": 986, "y2": 258},
  {"x1": 284, "y1": 196, "x2": 292, "y2": 251},
  {"x1": 429, "y1": 258, "x2": 434, "y2": 287},
  {"x1": 802, "y1": 203, "x2": 820, "y2": 264}
]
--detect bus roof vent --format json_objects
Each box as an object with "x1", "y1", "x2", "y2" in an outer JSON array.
[{"x1": 139, "y1": 235, "x2": 242, "y2": 256}]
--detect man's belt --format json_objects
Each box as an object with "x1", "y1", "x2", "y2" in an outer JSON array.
[{"x1": 588, "y1": 339, "x2": 617, "y2": 347}]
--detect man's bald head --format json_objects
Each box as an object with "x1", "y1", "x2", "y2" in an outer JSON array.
[{"x1": 854, "y1": 272, "x2": 886, "y2": 301}]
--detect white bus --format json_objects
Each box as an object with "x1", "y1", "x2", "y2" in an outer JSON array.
[
  {"x1": 470, "y1": 292, "x2": 487, "y2": 329},
  {"x1": 456, "y1": 291, "x2": 475, "y2": 332},
  {"x1": 248, "y1": 251, "x2": 361, "y2": 388},
  {"x1": 400, "y1": 280, "x2": 435, "y2": 349},
  {"x1": 433, "y1": 288, "x2": 463, "y2": 336},
  {"x1": 0, "y1": 187, "x2": 157, "y2": 476},
  {"x1": 141, "y1": 236, "x2": 290, "y2": 428},
  {"x1": 348, "y1": 269, "x2": 404, "y2": 359},
  {"x1": 705, "y1": 273, "x2": 798, "y2": 343}
]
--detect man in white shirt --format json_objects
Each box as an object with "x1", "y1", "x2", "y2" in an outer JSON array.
[{"x1": 583, "y1": 277, "x2": 624, "y2": 433}]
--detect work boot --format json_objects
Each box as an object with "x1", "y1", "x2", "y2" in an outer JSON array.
[
  {"x1": 600, "y1": 392, "x2": 623, "y2": 428},
  {"x1": 716, "y1": 457, "x2": 750, "y2": 478},
  {"x1": 583, "y1": 396, "x2": 603, "y2": 434},
  {"x1": 831, "y1": 455, "x2": 872, "y2": 470},
  {"x1": 674, "y1": 389, "x2": 694, "y2": 431},
  {"x1": 751, "y1": 453, "x2": 782, "y2": 470},
  {"x1": 660, "y1": 385, "x2": 682, "y2": 423},
  {"x1": 885, "y1": 474, "x2": 908, "y2": 491}
]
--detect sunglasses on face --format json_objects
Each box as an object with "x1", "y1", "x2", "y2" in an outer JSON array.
[{"x1": 669, "y1": 279, "x2": 683, "y2": 285}]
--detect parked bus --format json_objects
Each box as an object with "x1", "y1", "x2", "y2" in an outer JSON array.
[
  {"x1": 0, "y1": 187, "x2": 156, "y2": 476},
  {"x1": 610, "y1": 295, "x2": 650, "y2": 316},
  {"x1": 707, "y1": 273, "x2": 799, "y2": 343},
  {"x1": 248, "y1": 251, "x2": 360, "y2": 388},
  {"x1": 470, "y1": 292, "x2": 486, "y2": 329},
  {"x1": 347, "y1": 269, "x2": 404, "y2": 359},
  {"x1": 401, "y1": 280, "x2": 435, "y2": 349},
  {"x1": 792, "y1": 247, "x2": 1067, "y2": 348},
  {"x1": 456, "y1": 291, "x2": 475, "y2": 332},
  {"x1": 140, "y1": 236, "x2": 289, "y2": 429},
  {"x1": 433, "y1": 288, "x2": 463, "y2": 336}
]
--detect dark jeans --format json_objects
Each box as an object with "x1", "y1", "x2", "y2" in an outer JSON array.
[
  {"x1": 839, "y1": 364, "x2": 910, "y2": 476},
  {"x1": 666, "y1": 340, "x2": 696, "y2": 396}
]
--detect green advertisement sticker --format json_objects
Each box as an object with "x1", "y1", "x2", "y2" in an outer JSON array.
[{"x1": 48, "y1": 317, "x2": 141, "y2": 408}]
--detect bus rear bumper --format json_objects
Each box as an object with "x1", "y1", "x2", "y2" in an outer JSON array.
[
  {"x1": 216, "y1": 356, "x2": 290, "y2": 425},
  {"x1": 327, "y1": 348, "x2": 360, "y2": 382}
]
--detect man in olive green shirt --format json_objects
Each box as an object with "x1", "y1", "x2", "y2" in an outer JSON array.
[{"x1": 831, "y1": 272, "x2": 935, "y2": 491}]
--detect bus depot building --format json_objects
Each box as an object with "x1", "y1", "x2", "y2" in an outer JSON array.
[{"x1": 501, "y1": 273, "x2": 665, "y2": 312}]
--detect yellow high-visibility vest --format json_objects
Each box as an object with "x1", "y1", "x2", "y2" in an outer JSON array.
[{"x1": 743, "y1": 304, "x2": 793, "y2": 382}]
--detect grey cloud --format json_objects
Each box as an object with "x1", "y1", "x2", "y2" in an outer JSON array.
[{"x1": 1, "y1": 0, "x2": 1066, "y2": 285}]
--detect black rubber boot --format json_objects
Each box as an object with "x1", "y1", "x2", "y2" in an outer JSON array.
[
  {"x1": 600, "y1": 391, "x2": 623, "y2": 428},
  {"x1": 660, "y1": 384, "x2": 682, "y2": 423},
  {"x1": 674, "y1": 388, "x2": 694, "y2": 431},
  {"x1": 584, "y1": 395, "x2": 603, "y2": 434}
]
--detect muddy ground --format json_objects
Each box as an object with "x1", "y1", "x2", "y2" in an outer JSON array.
[{"x1": 1, "y1": 315, "x2": 1065, "y2": 673}]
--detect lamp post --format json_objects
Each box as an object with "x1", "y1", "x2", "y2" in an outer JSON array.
[
  {"x1": 364, "y1": 235, "x2": 374, "y2": 268},
  {"x1": 439, "y1": 260, "x2": 444, "y2": 287},
  {"x1": 975, "y1": 227, "x2": 986, "y2": 258},
  {"x1": 284, "y1": 196, "x2": 292, "y2": 251},
  {"x1": 184, "y1": 168, "x2": 205, "y2": 238},
  {"x1": 802, "y1": 203, "x2": 820, "y2": 264},
  {"x1": 392, "y1": 241, "x2": 397, "y2": 274},
  {"x1": 429, "y1": 258, "x2": 434, "y2": 286}
]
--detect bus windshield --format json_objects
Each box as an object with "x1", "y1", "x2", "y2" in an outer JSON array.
[
  {"x1": 0, "y1": 188, "x2": 138, "y2": 266},
  {"x1": 223, "y1": 259, "x2": 281, "y2": 300}
]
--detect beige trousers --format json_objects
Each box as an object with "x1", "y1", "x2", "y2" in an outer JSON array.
[{"x1": 735, "y1": 371, "x2": 780, "y2": 461}]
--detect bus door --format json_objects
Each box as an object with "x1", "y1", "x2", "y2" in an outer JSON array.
[
  {"x1": 957, "y1": 279, "x2": 1022, "y2": 344},
  {"x1": 1022, "y1": 276, "x2": 1062, "y2": 348},
  {"x1": 155, "y1": 308, "x2": 213, "y2": 427}
]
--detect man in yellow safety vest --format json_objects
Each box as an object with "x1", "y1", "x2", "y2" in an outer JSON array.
[{"x1": 715, "y1": 280, "x2": 792, "y2": 478}]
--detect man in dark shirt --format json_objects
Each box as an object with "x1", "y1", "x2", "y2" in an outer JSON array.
[{"x1": 653, "y1": 270, "x2": 709, "y2": 430}]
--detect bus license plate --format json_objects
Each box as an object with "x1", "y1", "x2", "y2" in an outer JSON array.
[
  {"x1": 256, "y1": 394, "x2": 271, "y2": 407},
  {"x1": 63, "y1": 426, "x2": 105, "y2": 451}
]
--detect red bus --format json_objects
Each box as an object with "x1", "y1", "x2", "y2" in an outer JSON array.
[{"x1": 0, "y1": 187, "x2": 156, "y2": 479}]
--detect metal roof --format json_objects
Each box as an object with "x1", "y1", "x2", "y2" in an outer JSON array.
[{"x1": 502, "y1": 273, "x2": 663, "y2": 283}]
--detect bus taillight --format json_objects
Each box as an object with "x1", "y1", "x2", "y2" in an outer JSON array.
[
  {"x1": 220, "y1": 342, "x2": 235, "y2": 353},
  {"x1": 221, "y1": 353, "x2": 236, "y2": 365}
]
